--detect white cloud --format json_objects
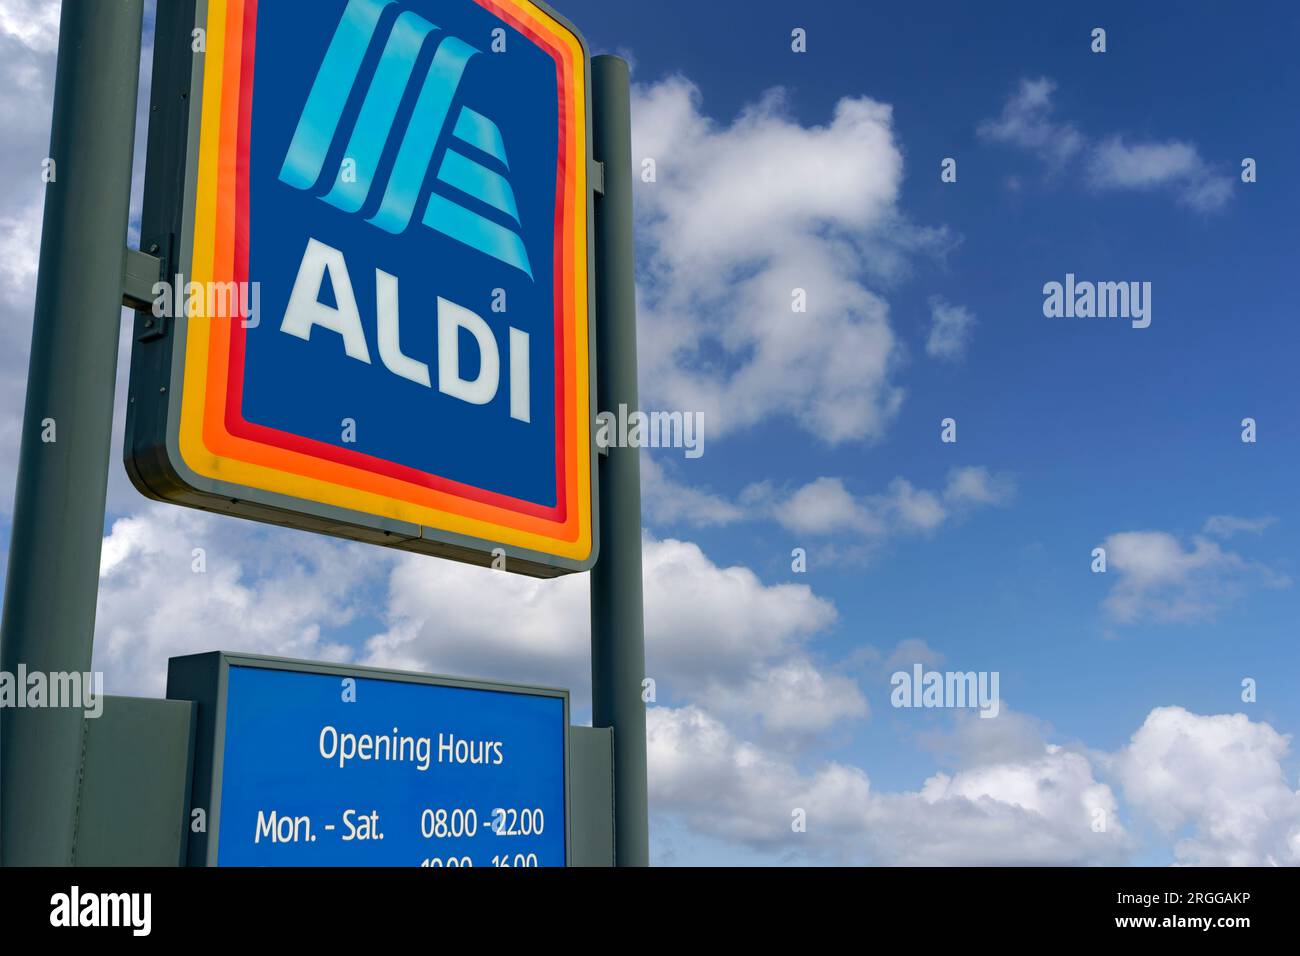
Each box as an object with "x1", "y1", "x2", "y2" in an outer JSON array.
[
  {"x1": 749, "y1": 467, "x2": 1014, "y2": 540},
  {"x1": 647, "y1": 701, "x2": 1132, "y2": 864},
  {"x1": 1088, "y1": 137, "x2": 1201, "y2": 188},
  {"x1": 364, "y1": 533, "x2": 840, "y2": 717},
  {"x1": 94, "y1": 505, "x2": 380, "y2": 695},
  {"x1": 84, "y1": 507, "x2": 1300, "y2": 867},
  {"x1": 362, "y1": 548, "x2": 590, "y2": 692},
  {"x1": 757, "y1": 476, "x2": 882, "y2": 536},
  {"x1": 708, "y1": 656, "x2": 868, "y2": 738},
  {"x1": 91, "y1": 501, "x2": 859, "y2": 743},
  {"x1": 880, "y1": 744, "x2": 1130, "y2": 865},
  {"x1": 1111, "y1": 707, "x2": 1300, "y2": 865},
  {"x1": 632, "y1": 76, "x2": 943, "y2": 445},
  {"x1": 0, "y1": 0, "x2": 60, "y2": 55},
  {"x1": 1202, "y1": 514, "x2": 1276, "y2": 539},
  {"x1": 1100, "y1": 527, "x2": 1287, "y2": 624},
  {"x1": 943, "y1": 465, "x2": 1015, "y2": 507},
  {"x1": 647, "y1": 704, "x2": 873, "y2": 850},
  {"x1": 919, "y1": 706, "x2": 1053, "y2": 768},
  {"x1": 888, "y1": 478, "x2": 946, "y2": 531},
  {"x1": 925, "y1": 296, "x2": 975, "y2": 362},
  {"x1": 641, "y1": 455, "x2": 743, "y2": 528},
  {"x1": 1089, "y1": 136, "x2": 1234, "y2": 211},
  {"x1": 1179, "y1": 174, "x2": 1235, "y2": 213},
  {"x1": 644, "y1": 461, "x2": 1013, "y2": 545},
  {"x1": 647, "y1": 672, "x2": 1300, "y2": 866},
  {"x1": 653, "y1": 697, "x2": 1300, "y2": 865},
  {"x1": 981, "y1": 77, "x2": 1233, "y2": 211},
  {"x1": 882, "y1": 637, "x2": 944, "y2": 673},
  {"x1": 976, "y1": 77, "x2": 1084, "y2": 167}
]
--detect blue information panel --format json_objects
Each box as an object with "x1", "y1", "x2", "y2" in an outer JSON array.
[{"x1": 210, "y1": 663, "x2": 567, "y2": 866}]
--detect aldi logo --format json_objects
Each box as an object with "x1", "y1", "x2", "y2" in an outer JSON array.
[
  {"x1": 278, "y1": 0, "x2": 533, "y2": 277},
  {"x1": 127, "y1": 0, "x2": 595, "y2": 575}
]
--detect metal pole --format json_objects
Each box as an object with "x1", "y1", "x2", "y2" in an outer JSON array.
[
  {"x1": 0, "y1": 0, "x2": 144, "y2": 866},
  {"x1": 589, "y1": 55, "x2": 649, "y2": 867}
]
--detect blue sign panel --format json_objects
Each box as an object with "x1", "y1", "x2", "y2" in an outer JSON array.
[
  {"x1": 210, "y1": 663, "x2": 567, "y2": 866},
  {"x1": 245, "y1": 0, "x2": 562, "y2": 504}
]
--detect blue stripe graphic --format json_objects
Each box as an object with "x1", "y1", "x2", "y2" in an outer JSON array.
[
  {"x1": 423, "y1": 192, "x2": 533, "y2": 279},
  {"x1": 453, "y1": 108, "x2": 510, "y2": 169},
  {"x1": 279, "y1": 6, "x2": 534, "y2": 281},
  {"x1": 437, "y1": 148, "x2": 521, "y2": 222},
  {"x1": 322, "y1": 11, "x2": 437, "y2": 213},
  {"x1": 278, "y1": 0, "x2": 392, "y2": 191},
  {"x1": 368, "y1": 35, "x2": 479, "y2": 235}
]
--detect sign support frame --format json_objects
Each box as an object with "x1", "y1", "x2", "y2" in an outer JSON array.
[
  {"x1": 589, "y1": 55, "x2": 650, "y2": 868},
  {"x1": 0, "y1": 0, "x2": 145, "y2": 867}
]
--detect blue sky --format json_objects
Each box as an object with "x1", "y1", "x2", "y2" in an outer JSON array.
[
  {"x1": 569, "y1": 0, "x2": 1300, "y2": 863},
  {"x1": 1, "y1": 0, "x2": 1298, "y2": 866}
]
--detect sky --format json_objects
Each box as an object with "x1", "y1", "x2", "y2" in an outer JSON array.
[{"x1": 1, "y1": 0, "x2": 1299, "y2": 866}]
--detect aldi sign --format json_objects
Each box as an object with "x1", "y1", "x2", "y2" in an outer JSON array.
[{"x1": 127, "y1": 0, "x2": 596, "y2": 575}]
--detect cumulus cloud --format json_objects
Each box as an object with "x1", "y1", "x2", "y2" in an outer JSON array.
[
  {"x1": 918, "y1": 706, "x2": 1054, "y2": 769},
  {"x1": 631, "y1": 76, "x2": 947, "y2": 445},
  {"x1": 756, "y1": 476, "x2": 885, "y2": 536},
  {"x1": 943, "y1": 465, "x2": 1015, "y2": 507},
  {"x1": 651, "y1": 698, "x2": 1300, "y2": 866},
  {"x1": 746, "y1": 466, "x2": 1014, "y2": 540},
  {"x1": 1202, "y1": 514, "x2": 1276, "y2": 539},
  {"x1": 925, "y1": 296, "x2": 976, "y2": 362},
  {"x1": 364, "y1": 533, "x2": 842, "y2": 724},
  {"x1": 653, "y1": 696, "x2": 1300, "y2": 865},
  {"x1": 876, "y1": 744, "x2": 1130, "y2": 865},
  {"x1": 977, "y1": 77, "x2": 1084, "y2": 167},
  {"x1": 84, "y1": 507, "x2": 1300, "y2": 867},
  {"x1": 981, "y1": 77, "x2": 1234, "y2": 211},
  {"x1": 648, "y1": 705, "x2": 873, "y2": 850},
  {"x1": 648, "y1": 701, "x2": 1132, "y2": 864},
  {"x1": 881, "y1": 637, "x2": 944, "y2": 673},
  {"x1": 1099, "y1": 527, "x2": 1288, "y2": 624},
  {"x1": 1088, "y1": 137, "x2": 1201, "y2": 188},
  {"x1": 642, "y1": 457, "x2": 1014, "y2": 549},
  {"x1": 641, "y1": 455, "x2": 743, "y2": 528},
  {"x1": 708, "y1": 656, "x2": 868, "y2": 739},
  {"x1": 1111, "y1": 707, "x2": 1300, "y2": 865},
  {"x1": 94, "y1": 504, "x2": 381, "y2": 695},
  {"x1": 0, "y1": 0, "x2": 60, "y2": 55},
  {"x1": 1088, "y1": 136, "x2": 1234, "y2": 211}
]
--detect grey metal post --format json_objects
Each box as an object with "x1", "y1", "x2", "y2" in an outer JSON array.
[
  {"x1": 0, "y1": 0, "x2": 144, "y2": 866},
  {"x1": 589, "y1": 55, "x2": 649, "y2": 867}
]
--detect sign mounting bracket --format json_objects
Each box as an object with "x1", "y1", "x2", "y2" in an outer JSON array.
[{"x1": 121, "y1": 246, "x2": 162, "y2": 313}]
